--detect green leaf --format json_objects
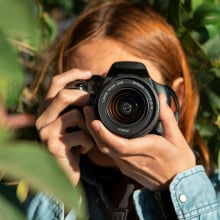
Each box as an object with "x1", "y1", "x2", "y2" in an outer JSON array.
[
  {"x1": 191, "y1": 0, "x2": 203, "y2": 11},
  {"x1": 0, "y1": 0, "x2": 41, "y2": 47},
  {"x1": 16, "y1": 180, "x2": 29, "y2": 203},
  {"x1": 205, "y1": 24, "x2": 220, "y2": 38},
  {"x1": 0, "y1": 142, "x2": 87, "y2": 219},
  {"x1": 202, "y1": 32, "x2": 220, "y2": 61},
  {"x1": 193, "y1": 2, "x2": 220, "y2": 26},
  {"x1": 180, "y1": 29, "x2": 212, "y2": 67},
  {"x1": 196, "y1": 118, "x2": 217, "y2": 137},
  {"x1": 218, "y1": 150, "x2": 220, "y2": 169},
  {"x1": 0, "y1": 193, "x2": 25, "y2": 220},
  {"x1": 206, "y1": 89, "x2": 220, "y2": 110},
  {"x1": 58, "y1": 0, "x2": 74, "y2": 11},
  {"x1": 42, "y1": 12, "x2": 58, "y2": 42},
  {"x1": 216, "y1": 114, "x2": 220, "y2": 129},
  {"x1": 0, "y1": 34, "x2": 25, "y2": 108}
]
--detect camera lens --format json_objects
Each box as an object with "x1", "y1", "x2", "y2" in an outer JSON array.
[
  {"x1": 109, "y1": 88, "x2": 146, "y2": 124},
  {"x1": 97, "y1": 78, "x2": 159, "y2": 138}
]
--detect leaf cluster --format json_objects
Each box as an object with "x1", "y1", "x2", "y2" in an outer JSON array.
[
  {"x1": 0, "y1": 0, "x2": 87, "y2": 219},
  {"x1": 137, "y1": 0, "x2": 220, "y2": 165}
]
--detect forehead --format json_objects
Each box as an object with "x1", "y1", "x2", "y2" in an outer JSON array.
[{"x1": 69, "y1": 38, "x2": 163, "y2": 82}]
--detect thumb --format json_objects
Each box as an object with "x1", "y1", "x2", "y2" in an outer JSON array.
[{"x1": 159, "y1": 94, "x2": 184, "y2": 143}]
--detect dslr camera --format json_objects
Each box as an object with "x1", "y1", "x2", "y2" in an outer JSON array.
[{"x1": 69, "y1": 61, "x2": 179, "y2": 138}]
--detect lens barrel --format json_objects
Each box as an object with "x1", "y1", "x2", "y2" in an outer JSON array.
[{"x1": 96, "y1": 77, "x2": 160, "y2": 138}]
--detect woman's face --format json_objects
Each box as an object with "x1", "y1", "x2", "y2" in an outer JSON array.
[
  {"x1": 70, "y1": 38, "x2": 164, "y2": 83},
  {"x1": 68, "y1": 38, "x2": 167, "y2": 167}
]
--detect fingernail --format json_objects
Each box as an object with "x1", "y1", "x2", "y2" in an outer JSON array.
[
  {"x1": 84, "y1": 70, "x2": 92, "y2": 76},
  {"x1": 91, "y1": 121, "x2": 100, "y2": 132}
]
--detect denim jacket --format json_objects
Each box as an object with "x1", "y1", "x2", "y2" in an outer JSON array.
[{"x1": 25, "y1": 163, "x2": 220, "y2": 220}]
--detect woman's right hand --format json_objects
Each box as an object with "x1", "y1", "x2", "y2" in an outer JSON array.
[{"x1": 35, "y1": 69, "x2": 95, "y2": 186}]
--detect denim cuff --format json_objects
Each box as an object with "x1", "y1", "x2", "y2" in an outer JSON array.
[{"x1": 170, "y1": 165, "x2": 218, "y2": 219}]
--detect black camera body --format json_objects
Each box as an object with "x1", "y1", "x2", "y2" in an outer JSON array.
[{"x1": 72, "y1": 61, "x2": 179, "y2": 138}]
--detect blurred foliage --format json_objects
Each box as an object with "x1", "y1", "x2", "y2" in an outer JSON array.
[
  {"x1": 135, "y1": 0, "x2": 220, "y2": 164},
  {"x1": 1, "y1": 0, "x2": 220, "y2": 219},
  {"x1": 0, "y1": 0, "x2": 87, "y2": 219}
]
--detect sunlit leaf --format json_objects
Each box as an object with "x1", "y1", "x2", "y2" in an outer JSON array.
[
  {"x1": 216, "y1": 114, "x2": 220, "y2": 129},
  {"x1": 193, "y1": 2, "x2": 220, "y2": 25},
  {"x1": 205, "y1": 24, "x2": 220, "y2": 38},
  {"x1": 218, "y1": 150, "x2": 220, "y2": 169},
  {"x1": 42, "y1": 12, "x2": 58, "y2": 42},
  {"x1": 16, "y1": 180, "x2": 29, "y2": 203},
  {"x1": 0, "y1": 142, "x2": 88, "y2": 219},
  {"x1": 0, "y1": 0, "x2": 41, "y2": 47},
  {"x1": 191, "y1": 0, "x2": 203, "y2": 11}
]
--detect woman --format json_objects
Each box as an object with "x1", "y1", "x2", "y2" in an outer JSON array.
[{"x1": 29, "y1": 1, "x2": 220, "y2": 219}]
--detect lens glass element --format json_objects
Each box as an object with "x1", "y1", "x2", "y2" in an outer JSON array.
[{"x1": 109, "y1": 88, "x2": 147, "y2": 124}]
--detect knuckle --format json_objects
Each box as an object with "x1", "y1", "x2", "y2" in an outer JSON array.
[
  {"x1": 51, "y1": 75, "x2": 62, "y2": 87},
  {"x1": 47, "y1": 138, "x2": 61, "y2": 154},
  {"x1": 58, "y1": 91, "x2": 79, "y2": 108},
  {"x1": 98, "y1": 145, "x2": 110, "y2": 154},
  {"x1": 57, "y1": 90, "x2": 70, "y2": 104},
  {"x1": 38, "y1": 126, "x2": 49, "y2": 142},
  {"x1": 116, "y1": 141, "x2": 129, "y2": 155},
  {"x1": 35, "y1": 117, "x2": 42, "y2": 130},
  {"x1": 120, "y1": 166, "x2": 130, "y2": 176}
]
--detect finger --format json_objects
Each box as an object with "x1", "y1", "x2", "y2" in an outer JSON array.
[
  {"x1": 60, "y1": 131, "x2": 94, "y2": 154},
  {"x1": 56, "y1": 149, "x2": 81, "y2": 186},
  {"x1": 36, "y1": 90, "x2": 90, "y2": 130},
  {"x1": 84, "y1": 106, "x2": 113, "y2": 153},
  {"x1": 39, "y1": 109, "x2": 87, "y2": 140},
  {"x1": 84, "y1": 105, "x2": 137, "y2": 155},
  {"x1": 159, "y1": 94, "x2": 185, "y2": 143},
  {"x1": 47, "y1": 133, "x2": 92, "y2": 186},
  {"x1": 46, "y1": 130, "x2": 94, "y2": 154},
  {"x1": 46, "y1": 69, "x2": 92, "y2": 99}
]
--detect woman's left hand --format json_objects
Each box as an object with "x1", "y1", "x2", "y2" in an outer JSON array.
[{"x1": 84, "y1": 94, "x2": 196, "y2": 191}]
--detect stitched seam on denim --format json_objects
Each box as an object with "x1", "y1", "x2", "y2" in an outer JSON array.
[
  {"x1": 177, "y1": 202, "x2": 218, "y2": 220},
  {"x1": 170, "y1": 167, "x2": 208, "y2": 218}
]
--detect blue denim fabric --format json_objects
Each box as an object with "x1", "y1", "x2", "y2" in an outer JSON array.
[
  {"x1": 26, "y1": 166, "x2": 220, "y2": 220},
  {"x1": 26, "y1": 192, "x2": 65, "y2": 220},
  {"x1": 133, "y1": 166, "x2": 220, "y2": 220}
]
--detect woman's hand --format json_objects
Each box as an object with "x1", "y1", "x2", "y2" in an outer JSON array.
[
  {"x1": 84, "y1": 94, "x2": 196, "y2": 191},
  {"x1": 36, "y1": 69, "x2": 94, "y2": 186}
]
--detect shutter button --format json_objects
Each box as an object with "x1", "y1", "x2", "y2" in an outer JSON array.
[{"x1": 179, "y1": 194, "x2": 187, "y2": 203}]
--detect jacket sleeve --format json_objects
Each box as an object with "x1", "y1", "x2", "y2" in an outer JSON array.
[
  {"x1": 170, "y1": 165, "x2": 219, "y2": 219},
  {"x1": 133, "y1": 165, "x2": 220, "y2": 220}
]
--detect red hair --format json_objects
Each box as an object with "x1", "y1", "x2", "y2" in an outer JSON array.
[{"x1": 34, "y1": 0, "x2": 211, "y2": 172}]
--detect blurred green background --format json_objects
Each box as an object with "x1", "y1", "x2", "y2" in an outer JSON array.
[{"x1": 0, "y1": 0, "x2": 220, "y2": 219}]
